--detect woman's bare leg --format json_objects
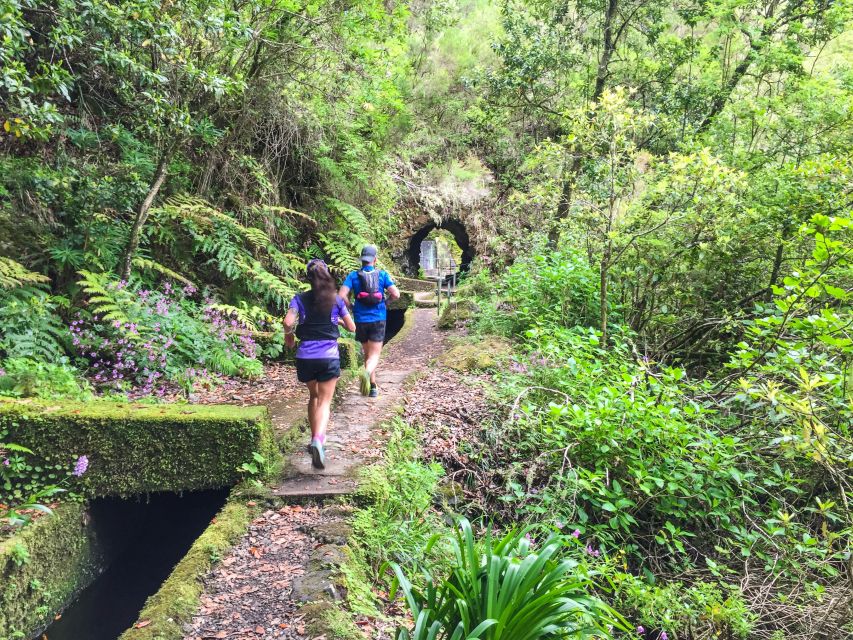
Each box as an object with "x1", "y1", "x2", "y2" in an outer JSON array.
[
  {"x1": 313, "y1": 377, "x2": 338, "y2": 441},
  {"x1": 306, "y1": 380, "x2": 319, "y2": 439}
]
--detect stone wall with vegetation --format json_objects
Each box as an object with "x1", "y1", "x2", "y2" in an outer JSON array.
[
  {"x1": 0, "y1": 502, "x2": 102, "y2": 640},
  {"x1": 0, "y1": 400, "x2": 275, "y2": 497}
]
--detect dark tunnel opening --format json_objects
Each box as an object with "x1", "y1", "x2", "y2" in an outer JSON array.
[
  {"x1": 384, "y1": 308, "x2": 406, "y2": 344},
  {"x1": 404, "y1": 219, "x2": 475, "y2": 277}
]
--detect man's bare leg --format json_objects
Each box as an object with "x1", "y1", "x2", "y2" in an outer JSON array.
[{"x1": 362, "y1": 340, "x2": 383, "y2": 386}]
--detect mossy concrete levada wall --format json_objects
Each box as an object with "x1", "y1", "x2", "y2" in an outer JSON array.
[
  {"x1": 118, "y1": 496, "x2": 253, "y2": 640},
  {"x1": 0, "y1": 502, "x2": 103, "y2": 640},
  {"x1": 0, "y1": 400, "x2": 276, "y2": 639},
  {"x1": 0, "y1": 400, "x2": 276, "y2": 497}
]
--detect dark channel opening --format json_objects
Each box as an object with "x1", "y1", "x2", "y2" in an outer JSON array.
[
  {"x1": 405, "y1": 219, "x2": 474, "y2": 276},
  {"x1": 43, "y1": 489, "x2": 229, "y2": 640},
  {"x1": 384, "y1": 308, "x2": 406, "y2": 344}
]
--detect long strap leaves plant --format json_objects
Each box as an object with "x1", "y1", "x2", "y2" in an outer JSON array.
[{"x1": 390, "y1": 517, "x2": 626, "y2": 640}]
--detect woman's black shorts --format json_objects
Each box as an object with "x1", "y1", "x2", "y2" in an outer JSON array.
[
  {"x1": 295, "y1": 358, "x2": 341, "y2": 383},
  {"x1": 355, "y1": 320, "x2": 386, "y2": 343}
]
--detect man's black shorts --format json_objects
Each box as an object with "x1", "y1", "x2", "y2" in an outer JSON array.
[
  {"x1": 295, "y1": 358, "x2": 341, "y2": 383},
  {"x1": 355, "y1": 320, "x2": 386, "y2": 343}
]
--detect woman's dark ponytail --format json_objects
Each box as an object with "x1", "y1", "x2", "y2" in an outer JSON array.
[{"x1": 305, "y1": 259, "x2": 337, "y2": 316}]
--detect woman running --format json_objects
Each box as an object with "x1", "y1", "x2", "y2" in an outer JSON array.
[{"x1": 284, "y1": 259, "x2": 356, "y2": 469}]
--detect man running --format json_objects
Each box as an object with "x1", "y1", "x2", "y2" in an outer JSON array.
[{"x1": 338, "y1": 245, "x2": 400, "y2": 397}]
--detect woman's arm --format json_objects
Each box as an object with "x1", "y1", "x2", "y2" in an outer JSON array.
[
  {"x1": 340, "y1": 312, "x2": 356, "y2": 333},
  {"x1": 283, "y1": 307, "x2": 298, "y2": 349}
]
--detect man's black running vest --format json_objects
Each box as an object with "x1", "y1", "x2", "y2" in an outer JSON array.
[{"x1": 294, "y1": 292, "x2": 340, "y2": 342}]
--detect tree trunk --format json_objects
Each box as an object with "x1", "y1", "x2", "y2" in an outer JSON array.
[
  {"x1": 600, "y1": 245, "x2": 611, "y2": 347},
  {"x1": 120, "y1": 150, "x2": 171, "y2": 281},
  {"x1": 696, "y1": 18, "x2": 775, "y2": 134},
  {"x1": 766, "y1": 241, "x2": 785, "y2": 302},
  {"x1": 553, "y1": 0, "x2": 619, "y2": 234},
  {"x1": 593, "y1": 0, "x2": 619, "y2": 104}
]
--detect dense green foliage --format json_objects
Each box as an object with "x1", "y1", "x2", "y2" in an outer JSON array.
[
  {"x1": 458, "y1": 222, "x2": 852, "y2": 635},
  {"x1": 2, "y1": 0, "x2": 853, "y2": 636}
]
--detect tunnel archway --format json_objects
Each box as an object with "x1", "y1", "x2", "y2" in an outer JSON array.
[{"x1": 404, "y1": 218, "x2": 475, "y2": 276}]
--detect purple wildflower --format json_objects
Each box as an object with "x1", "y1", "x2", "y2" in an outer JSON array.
[
  {"x1": 2, "y1": 458, "x2": 9, "y2": 466},
  {"x1": 585, "y1": 544, "x2": 600, "y2": 557},
  {"x1": 636, "y1": 626, "x2": 645, "y2": 635},
  {"x1": 72, "y1": 455, "x2": 89, "y2": 477},
  {"x1": 571, "y1": 529, "x2": 581, "y2": 538},
  {"x1": 659, "y1": 633, "x2": 668, "y2": 640}
]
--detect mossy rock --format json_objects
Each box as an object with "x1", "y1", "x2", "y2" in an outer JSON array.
[
  {"x1": 438, "y1": 337, "x2": 512, "y2": 371},
  {"x1": 387, "y1": 290, "x2": 414, "y2": 310},
  {"x1": 0, "y1": 502, "x2": 103, "y2": 640},
  {"x1": 438, "y1": 298, "x2": 479, "y2": 329},
  {"x1": 0, "y1": 399, "x2": 276, "y2": 497},
  {"x1": 434, "y1": 478, "x2": 465, "y2": 509}
]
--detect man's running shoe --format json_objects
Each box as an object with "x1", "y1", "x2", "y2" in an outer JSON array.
[
  {"x1": 308, "y1": 438, "x2": 325, "y2": 469},
  {"x1": 359, "y1": 368, "x2": 371, "y2": 396},
  {"x1": 369, "y1": 383, "x2": 378, "y2": 398}
]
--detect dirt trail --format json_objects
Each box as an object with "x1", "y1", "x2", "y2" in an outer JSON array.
[{"x1": 183, "y1": 307, "x2": 449, "y2": 640}]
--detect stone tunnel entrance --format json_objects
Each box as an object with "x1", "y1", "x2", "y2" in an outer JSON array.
[{"x1": 404, "y1": 219, "x2": 475, "y2": 276}]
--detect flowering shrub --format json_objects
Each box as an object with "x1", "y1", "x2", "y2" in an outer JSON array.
[{"x1": 71, "y1": 274, "x2": 279, "y2": 395}]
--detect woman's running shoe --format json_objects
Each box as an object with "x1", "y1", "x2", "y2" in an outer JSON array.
[{"x1": 308, "y1": 438, "x2": 325, "y2": 469}]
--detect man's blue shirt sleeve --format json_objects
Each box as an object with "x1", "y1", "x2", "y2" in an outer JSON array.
[
  {"x1": 382, "y1": 271, "x2": 395, "y2": 289},
  {"x1": 343, "y1": 271, "x2": 357, "y2": 291}
]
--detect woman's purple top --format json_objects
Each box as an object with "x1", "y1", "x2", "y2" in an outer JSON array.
[{"x1": 289, "y1": 294, "x2": 349, "y2": 360}]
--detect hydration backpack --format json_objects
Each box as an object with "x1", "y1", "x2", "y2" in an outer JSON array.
[{"x1": 356, "y1": 268, "x2": 383, "y2": 305}]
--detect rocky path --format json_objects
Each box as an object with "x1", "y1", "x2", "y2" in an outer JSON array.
[{"x1": 183, "y1": 308, "x2": 448, "y2": 640}]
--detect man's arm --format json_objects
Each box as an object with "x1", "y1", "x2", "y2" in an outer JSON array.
[
  {"x1": 386, "y1": 284, "x2": 400, "y2": 301},
  {"x1": 338, "y1": 284, "x2": 352, "y2": 309}
]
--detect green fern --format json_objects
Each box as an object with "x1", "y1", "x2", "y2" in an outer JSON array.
[
  {"x1": 0, "y1": 287, "x2": 67, "y2": 361},
  {"x1": 325, "y1": 198, "x2": 371, "y2": 238},
  {"x1": 207, "y1": 302, "x2": 282, "y2": 332},
  {"x1": 0, "y1": 257, "x2": 49, "y2": 289},
  {"x1": 77, "y1": 270, "x2": 131, "y2": 325},
  {"x1": 319, "y1": 230, "x2": 364, "y2": 274},
  {"x1": 154, "y1": 196, "x2": 304, "y2": 307},
  {"x1": 132, "y1": 258, "x2": 196, "y2": 288}
]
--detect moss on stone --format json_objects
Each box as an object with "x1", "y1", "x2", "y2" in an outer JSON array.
[
  {"x1": 0, "y1": 502, "x2": 102, "y2": 640},
  {"x1": 438, "y1": 337, "x2": 511, "y2": 371},
  {"x1": 306, "y1": 606, "x2": 365, "y2": 640},
  {"x1": 437, "y1": 298, "x2": 478, "y2": 329},
  {"x1": 388, "y1": 307, "x2": 417, "y2": 346},
  {"x1": 119, "y1": 497, "x2": 254, "y2": 640},
  {"x1": 386, "y1": 291, "x2": 414, "y2": 311},
  {"x1": 0, "y1": 399, "x2": 276, "y2": 497},
  {"x1": 339, "y1": 337, "x2": 361, "y2": 370}
]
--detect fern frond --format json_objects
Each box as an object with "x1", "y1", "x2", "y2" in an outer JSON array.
[
  {"x1": 0, "y1": 257, "x2": 49, "y2": 289},
  {"x1": 325, "y1": 198, "x2": 371, "y2": 238},
  {"x1": 208, "y1": 303, "x2": 260, "y2": 331},
  {"x1": 253, "y1": 205, "x2": 318, "y2": 226},
  {"x1": 132, "y1": 258, "x2": 196, "y2": 288}
]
